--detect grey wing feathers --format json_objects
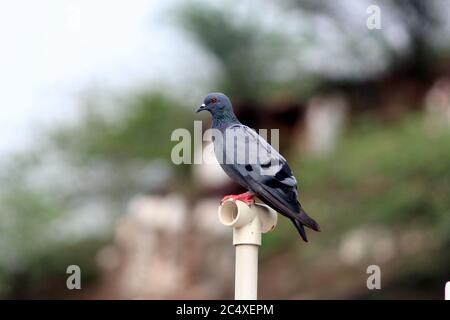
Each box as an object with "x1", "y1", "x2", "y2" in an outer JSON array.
[{"x1": 225, "y1": 125, "x2": 307, "y2": 221}]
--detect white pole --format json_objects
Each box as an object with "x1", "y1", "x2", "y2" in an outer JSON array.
[
  {"x1": 235, "y1": 244, "x2": 258, "y2": 299},
  {"x1": 218, "y1": 199, "x2": 277, "y2": 300}
]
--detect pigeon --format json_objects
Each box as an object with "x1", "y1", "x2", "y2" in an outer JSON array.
[{"x1": 196, "y1": 92, "x2": 320, "y2": 242}]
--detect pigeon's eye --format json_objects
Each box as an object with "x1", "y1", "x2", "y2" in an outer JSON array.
[{"x1": 210, "y1": 97, "x2": 218, "y2": 103}]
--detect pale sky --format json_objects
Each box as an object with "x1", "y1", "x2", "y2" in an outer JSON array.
[{"x1": 0, "y1": 0, "x2": 210, "y2": 155}]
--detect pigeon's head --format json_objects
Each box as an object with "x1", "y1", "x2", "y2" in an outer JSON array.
[{"x1": 196, "y1": 92, "x2": 233, "y2": 117}]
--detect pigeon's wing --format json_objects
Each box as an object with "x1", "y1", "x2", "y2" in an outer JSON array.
[
  {"x1": 221, "y1": 124, "x2": 320, "y2": 239},
  {"x1": 225, "y1": 125, "x2": 301, "y2": 220}
]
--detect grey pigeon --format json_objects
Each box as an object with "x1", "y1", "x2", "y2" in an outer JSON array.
[{"x1": 197, "y1": 92, "x2": 320, "y2": 242}]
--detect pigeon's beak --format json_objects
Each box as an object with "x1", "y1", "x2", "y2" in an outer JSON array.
[{"x1": 196, "y1": 103, "x2": 207, "y2": 113}]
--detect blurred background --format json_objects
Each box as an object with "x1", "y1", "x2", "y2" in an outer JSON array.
[{"x1": 0, "y1": 0, "x2": 449, "y2": 299}]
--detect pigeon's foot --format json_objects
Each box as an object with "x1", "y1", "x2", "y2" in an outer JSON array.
[{"x1": 221, "y1": 191, "x2": 255, "y2": 205}]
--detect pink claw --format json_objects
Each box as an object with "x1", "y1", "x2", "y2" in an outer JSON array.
[{"x1": 220, "y1": 191, "x2": 255, "y2": 205}]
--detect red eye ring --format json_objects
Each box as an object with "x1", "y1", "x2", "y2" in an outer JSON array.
[{"x1": 210, "y1": 97, "x2": 218, "y2": 103}]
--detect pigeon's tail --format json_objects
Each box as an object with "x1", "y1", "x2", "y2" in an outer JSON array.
[
  {"x1": 297, "y1": 207, "x2": 321, "y2": 232},
  {"x1": 290, "y1": 218, "x2": 308, "y2": 242},
  {"x1": 290, "y1": 208, "x2": 320, "y2": 242}
]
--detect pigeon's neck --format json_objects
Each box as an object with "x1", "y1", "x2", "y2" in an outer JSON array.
[{"x1": 212, "y1": 112, "x2": 240, "y2": 130}]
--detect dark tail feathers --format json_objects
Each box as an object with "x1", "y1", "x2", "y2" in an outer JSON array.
[
  {"x1": 298, "y1": 207, "x2": 321, "y2": 232},
  {"x1": 291, "y1": 218, "x2": 308, "y2": 242},
  {"x1": 291, "y1": 208, "x2": 320, "y2": 242}
]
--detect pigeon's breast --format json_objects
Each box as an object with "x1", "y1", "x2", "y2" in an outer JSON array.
[{"x1": 212, "y1": 136, "x2": 252, "y2": 190}]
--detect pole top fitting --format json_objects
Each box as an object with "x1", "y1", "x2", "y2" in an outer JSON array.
[{"x1": 218, "y1": 199, "x2": 278, "y2": 246}]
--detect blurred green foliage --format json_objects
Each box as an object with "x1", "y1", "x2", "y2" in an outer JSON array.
[
  {"x1": 177, "y1": 2, "x2": 317, "y2": 101},
  {"x1": 0, "y1": 92, "x2": 194, "y2": 298},
  {"x1": 302, "y1": 116, "x2": 450, "y2": 236},
  {"x1": 264, "y1": 116, "x2": 450, "y2": 250},
  {"x1": 53, "y1": 92, "x2": 194, "y2": 166},
  {"x1": 261, "y1": 116, "x2": 450, "y2": 298}
]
